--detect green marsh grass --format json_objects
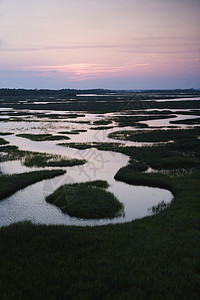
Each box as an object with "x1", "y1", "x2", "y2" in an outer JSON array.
[
  {"x1": 0, "y1": 138, "x2": 9, "y2": 145},
  {"x1": 108, "y1": 128, "x2": 200, "y2": 142},
  {"x1": 114, "y1": 115, "x2": 176, "y2": 127},
  {"x1": 46, "y1": 180, "x2": 124, "y2": 219},
  {"x1": 0, "y1": 166, "x2": 199, "y2": 299},
  {"x1": 58, "y1": 142, "x2": 124, "y2": 150},
  {"x1": 0, "y1": 145, "x2": 86, "y2": 167},
  {"x1": 0, "y1": 169, "x2": 66, "y2": 200},
  {"x1": 16, "y1": 133, "x2": 70, "y2": 141},
  {"x1": 58, "y1": 129, "x2": 87, "y2": 135},
  {"x1": 93, "y1": 119, "x2": 113, "y2": 125},
  {"x1": 90, "y1": 126, "x2": 114, "y2": 130},
  {"x1": 0, "y1": 90, "x2": 200, "y2": 298},
  {"x1": 0, "y1": 132, "x2": 13, "y2": 136}
]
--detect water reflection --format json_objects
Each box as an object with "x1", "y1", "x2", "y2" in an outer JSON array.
[
  {"x1": 2, "y1": 107, "x2": 192, "y2": 227},
  {"x1": 0, "y1": 160, "x2": 172, "y2": 227}
]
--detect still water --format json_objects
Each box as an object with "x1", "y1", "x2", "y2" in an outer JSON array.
[{"x1": 2, "y1": 108, "x2": 193, "y2": 227}]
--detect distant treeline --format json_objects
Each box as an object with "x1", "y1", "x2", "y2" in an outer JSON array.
[
  {"x1": 116, "y1": 89, "x2": 200, "y2": 94},
  {"x1": 0, "y1": 88, "x2": 110, "y2": 97},
  {"x1": 0, "y1": 88, "x2": 199, "y2": 97}
]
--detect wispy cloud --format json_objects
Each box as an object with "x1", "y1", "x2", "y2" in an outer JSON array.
[
  {"x1": 1, "y1": 36, "x2": 199, "y2": 54},
  {"x1": 22, "y1": 62, "x2": 152, "y2": 81},
  {"x1": 0, "y1": 44, "x2": 119, "y2": 52},
  {"x1": 134, "y1": 63, "x2": 151, "y2": 67}
]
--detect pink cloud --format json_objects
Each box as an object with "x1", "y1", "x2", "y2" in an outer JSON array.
[{"x1": 22, "y1": 62, "x2": 152, "y2": 81}]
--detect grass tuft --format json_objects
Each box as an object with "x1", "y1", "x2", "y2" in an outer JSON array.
[{"x1": 46, "y1": 180, "x2": 124, "y2": 219}]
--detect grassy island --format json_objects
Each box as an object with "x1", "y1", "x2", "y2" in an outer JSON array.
[
  {"x1": 46, "y1": 180, "x2": 124, "y2": 219},
  {"x1": 16, "y1": 133, "x2": 70, "y2": 141},
  {"x1": 0, "y1": 145, "x2": 86, "y2": 167}
]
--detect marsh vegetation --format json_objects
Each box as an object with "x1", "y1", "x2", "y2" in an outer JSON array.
[
  {"x1": 0, "y1": 145, "x2": 86, "y2": 167},
  {"x1": 16, "y1": 133, "x2": 70, "y2": 141},
  {"x1": 0, "y1": 89, "x2": 200, "y2": 299},
  {"x1": 46, "y1": 180, "x2": 124, "y2": 219},
  {"x1": 0, "y1": 137, "x2": 8, "y2": 145},
  {"x1": 0, "y1": 169, "x2": 66, "y2": 200},
  {"x1": 108, "y1": 128, "x2": 200, "y2": 142}
]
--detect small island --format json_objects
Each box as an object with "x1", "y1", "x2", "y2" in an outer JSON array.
[{"x1": 46, "y1": 180, "x2": 124, "y2": 219}]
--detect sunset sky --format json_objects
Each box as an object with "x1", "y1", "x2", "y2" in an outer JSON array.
[{"x1": 0, "y1": 0, "x2": 200, "y2": 89}]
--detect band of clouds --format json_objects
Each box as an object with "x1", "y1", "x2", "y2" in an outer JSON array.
[
  {"x1": 22, "y1": 63, "x2": 152, "y2": 81},
  {"x1": 0, "y1": 36, "x2": 199, "y2": 54}
]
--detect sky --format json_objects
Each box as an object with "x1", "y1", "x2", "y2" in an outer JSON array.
[{"x1": 0, "y1": 0, "x2": 200, "y2": 89}]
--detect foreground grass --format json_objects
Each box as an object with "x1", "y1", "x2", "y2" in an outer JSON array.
[
  {"x1": 0, "y1": 169, "x2": 66, "y2": 200},
  {"x1": 0, "y1": 167, "x2": 199, "y2": 299},
  {"x1": 0, "y1": 91, "x2": 200, "y2": 298},
  {"x1": 46, "y1": 180, "x2": 124, "y2": 219},
  {"x1": 0, "y1": 139, "x2": 199, "y2": 298}
]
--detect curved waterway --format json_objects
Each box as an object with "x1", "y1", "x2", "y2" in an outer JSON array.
[
  {"x1": 1, "y1": 103, "x2": 199, "y2": 227},
  {"x1": 0, "y1": 132, "x2": 173, "y2": 227}
]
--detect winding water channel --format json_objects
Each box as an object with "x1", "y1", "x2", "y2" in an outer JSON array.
[{"x1": 1, "y1": 108, "x2": 197, "y2": 226}]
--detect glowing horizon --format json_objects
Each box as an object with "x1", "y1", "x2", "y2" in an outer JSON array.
[{"x1": 0, "y1": 0, "x2": 200, "y2": 89}]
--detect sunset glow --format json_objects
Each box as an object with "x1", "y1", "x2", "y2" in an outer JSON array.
[{"x1": 0, "y1": 0, "x2": 199, "y2": 89}]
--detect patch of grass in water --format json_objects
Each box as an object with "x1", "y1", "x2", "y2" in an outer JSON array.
[
  {"x1": 0, "y1": 169, "x2": 66, "y2": 200},
  {"x1": 16, "y1": 133, "x2": 70, "y2": 141},
  {"x1": 0, "y1": 145, "x2": 86, "y2": 167},
  {"x1": 121, "y1": 144, "x2": 200, "y2": 170},
  {"x1": 0, "y1": 138, "x2": 9, "y2": 145},
  {"x1": 0, "y1": 132, "x2": 13, "y2": 136},
  {"x1": 24, "y1": 154, "x2": 86, "y2": 168},
  {"x1": 79, "y1": 134, "x2": 200, "y2": 170},
  {"x1": 46, "y1": 180, "x2": 124, "y2": 219},
  {"x1": 39, "y1": 113, "x2": 85, "y2": 119},
  {"x1": 93, "y1": 119, "x2": 113, "y2": 125},
  {"x1": 114, "y1": 115, "x2": 176, "y2": 127},
  {"x1": 58, "y1": 142, "x2": 93, "y2": 150},
  {"x1": 58, "y1": 129, "x2": 87, "y2": 135},
  {"x1": 115, "y1": 167, "x2": 176, "y2": 194},
  {"x1": 58, "y1": 142, "x2": 124, "y2": 150},
  {"x1": 90, "y1": 126, "x2": 114, "y2": 130},
  {"x1": 108, "y1": 128, "x2": 200, "y2": 142}
]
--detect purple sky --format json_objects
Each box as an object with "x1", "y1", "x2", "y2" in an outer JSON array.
[{"x1": 0, "y1": 0, "x2": 200, "y2": 89}]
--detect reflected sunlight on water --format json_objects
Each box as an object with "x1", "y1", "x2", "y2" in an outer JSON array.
[{"x1": 1, "y1": 104, "x2": 199, "y2": 226}]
